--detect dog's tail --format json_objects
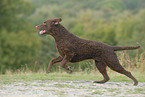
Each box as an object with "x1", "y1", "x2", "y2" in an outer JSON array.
[{"x1": 113, "y1": 46, "x2": 140, "y2": 51}]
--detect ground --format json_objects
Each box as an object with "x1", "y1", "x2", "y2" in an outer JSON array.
[{"x1": 0, "y1": 73, "x2": 145, "y2": 97}]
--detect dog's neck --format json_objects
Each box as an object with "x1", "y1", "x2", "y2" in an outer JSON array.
[{"x1": 50, "y1": 24, "x2": 77, "y2": 43}]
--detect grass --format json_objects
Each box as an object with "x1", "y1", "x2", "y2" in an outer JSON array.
[
  {"x1": 0, "y1": 50, "x2": 145, "y2": 85},
  {"x1": 0, "y1": 72, "x2": 144, "y2": 97},
  {"x1": 54, "y1": 83, "x2": 76, "y2": 88},
  {"x1": 0, "y1": 71, "x2": 145, "y2": 84},
  {"x1": 91, "y1": 90, "x2": 103, "y2": 95},
  {"x1": 133, "y1": 88, "x2": 145, "y2": 94}
]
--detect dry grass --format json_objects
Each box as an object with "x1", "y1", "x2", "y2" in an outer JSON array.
[{"x1": 2, "y1": 49, "x2": 145, "y2": 75}]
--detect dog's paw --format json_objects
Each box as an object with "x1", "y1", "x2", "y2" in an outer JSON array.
[
  {"x1": 93, "y1": 81, "x2": 100, "y2": 83},
  {"x1": 133, "y1": 81, "x2": 138, "y2": 86},
  {"x1": 93, "y1": 80, "x2": 108, "y2": 83},
  {"x1": 67, "y1": 66, "x2": 72, "y2": 71},
  {"x1": 46, "y1": 71, "x2": 51, "y2": 74},
  {"x1": 67, "y1": 70, "x2": 73, "y2": 74}
]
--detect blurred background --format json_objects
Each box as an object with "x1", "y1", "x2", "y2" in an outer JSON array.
[{"x1": 0, "y1": 0, "x2": 145, "y2": 74}]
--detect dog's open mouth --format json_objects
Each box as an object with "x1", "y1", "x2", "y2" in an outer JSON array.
[{"x1": 40, "y1": 30, "x2": 46, "y2": 34}]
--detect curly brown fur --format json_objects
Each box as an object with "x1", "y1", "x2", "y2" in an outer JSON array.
[{"x1": 36, "y1": 18, "x2": 140, "y2": 86}]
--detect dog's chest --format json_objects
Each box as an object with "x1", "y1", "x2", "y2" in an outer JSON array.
[
  {"x1": 56, "y1": 40, "x2": 75, "y2": 57},
  {"x1": 56, "y1": 45, "x2": 66, "y2": 57}
]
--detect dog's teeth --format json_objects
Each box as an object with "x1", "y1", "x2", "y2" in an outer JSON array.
[
  {"x1": 40, "y1": 30, "x2": 46, "y2": 34},
  {"x1": 40, "y1": 31, "x2": 43, "y2": 34}
]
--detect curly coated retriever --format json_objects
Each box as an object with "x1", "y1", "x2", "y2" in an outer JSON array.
[{"x1": 36, "y1": 18, "x2": 140, "y2": 85}]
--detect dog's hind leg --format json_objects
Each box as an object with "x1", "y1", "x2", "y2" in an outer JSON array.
[
  {"x1": 93, "y1": 60, "x2": 110, "y2": 83},
  {"x1": 46, "y1": 56, "x2": 63, "y2": 73},
  {"x1": 106, "y1": 53, "x2": 138, "y2": 86}
]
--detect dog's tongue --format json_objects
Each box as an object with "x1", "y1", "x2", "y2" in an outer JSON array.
[{"x1": 40, "y1": 30, "x2": 46, "y2": 34}]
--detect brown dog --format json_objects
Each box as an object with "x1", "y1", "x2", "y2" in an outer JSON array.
[{"x1": 36, "y1": 18, "x2": 140, "y2": 85}]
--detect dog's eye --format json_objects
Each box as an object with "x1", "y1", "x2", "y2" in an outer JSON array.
[{"x1": 51, "y1": 21, "x2": 55, "y2": 24}]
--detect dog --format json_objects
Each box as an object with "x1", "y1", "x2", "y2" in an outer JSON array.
[{"x1": 36, "y1": 18, "x2": 140, "y2": 85}]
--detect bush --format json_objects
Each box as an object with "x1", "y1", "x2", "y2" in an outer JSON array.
[{"x1": 0, "y1": 30, "x2": 40, "y2": 73}]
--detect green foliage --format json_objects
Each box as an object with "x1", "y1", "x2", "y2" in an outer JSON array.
[
  {"x1": 0, "y1": 29, "x2": 40, "y2": 73},
  {"x1": 115, "y1": 18, "x2": 135, "y2": 42},
  {"x1": 0, "y1": 0, "x2": 40, "y2": 73},
  {"x1": 37, "y1": 36, "x2": 58, "y2": 65},
  {"x1": 122, "y1": 0, "x2": 145, "y2": 10},
  {"x1": 83, "y1": 24, "x2": 117, "y2": 45},
  {"x1": 97, "y1": 0, "x2": 125, "y2": 11},
  {"x1": 0, "y1": 0, "x2": 33, "y2": 32},
  {"x1": 114, "y1": 10, "x2": 145, "y2": 56},
  {"x1": 1, "y1": 0, "x2": 145, "y2": 73},
  {"x1": 131, "y1": 10, "x2": 145, "y2": 46}
]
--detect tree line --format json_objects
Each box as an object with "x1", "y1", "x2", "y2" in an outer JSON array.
[{"x1": 0, "y1": 0, "x2": 145, "y2": 73}]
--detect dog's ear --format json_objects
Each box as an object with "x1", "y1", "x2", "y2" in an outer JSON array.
[
  {"x1": 54, "y1": 22, "x2": 59, "y2": 25},
  {"x1": 58, "y1": 18, "x2": 62, "y2": 22},
  {"x1": 54, "y1": 18, "x2": 62, "y2": 25}
]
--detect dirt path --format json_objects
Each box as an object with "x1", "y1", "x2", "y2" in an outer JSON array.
[{"x1": 0, "y1": 80, "x2": 145, "y2": 97}]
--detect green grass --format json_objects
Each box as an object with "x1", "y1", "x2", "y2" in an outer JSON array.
[
  {"x1": 91, "y1": 90, "x2": 103, "y2": 95},
  {"x1": 0, "y1": 71, "x2": 145, "y2": 84},
  {"x1": 0, "y1": 72, "x2": 144, "y2": 97}
]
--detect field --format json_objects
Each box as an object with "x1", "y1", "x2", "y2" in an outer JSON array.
[
  {"x1": 0, "y1": 72, "x2": 145, "y2": 97},
  {"x1": 1, "y1": 0, "x2": 145, "y2": 97}
]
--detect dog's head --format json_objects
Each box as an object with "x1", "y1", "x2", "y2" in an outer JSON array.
[{"x1": 36, "y1": 18, "x2": 62, "y2": 35}]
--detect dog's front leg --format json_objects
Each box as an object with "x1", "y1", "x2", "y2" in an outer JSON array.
[
  {"x1": 60, "y1": 54, "x2": 73, "y2": 72},
  {"x1": 46, "y1": 56, "x2": 63, "y2": 73}
]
